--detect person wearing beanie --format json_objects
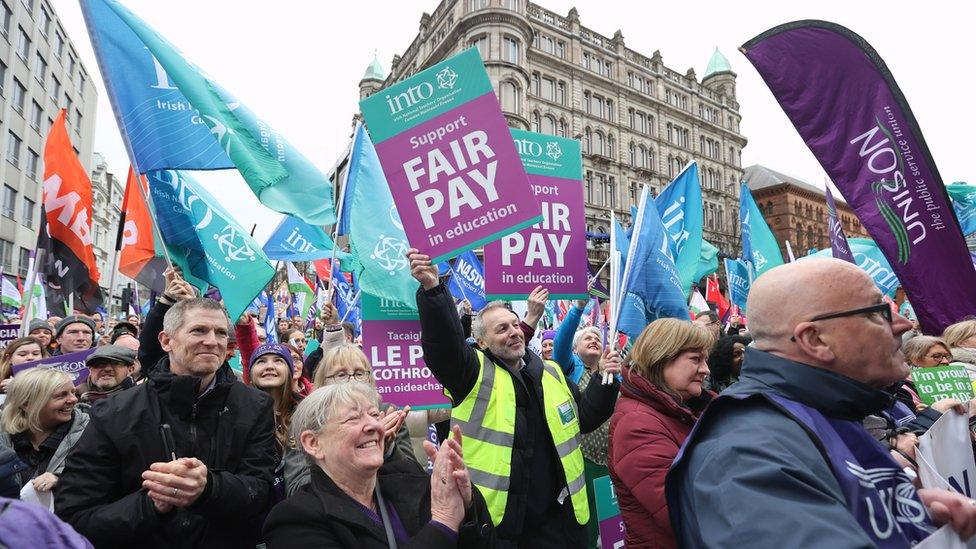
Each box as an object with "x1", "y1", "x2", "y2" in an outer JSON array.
[
  {"x1": 27, "y1": 320, "x2": 55, "y2": 351},
  {"x1": 53, "y1": 316, "x2": 95, "y2": 356},
  {"x1": 247, "y1": 343, "x2": 302, "y2": 503},
  {"x1": 541, "y1": 329, "x2": 557, "y2": 361},
  {"x1": 79, "y1": 345, "x2": 137, "y2": 404},
  {"x1": 109, "y1": 322, "x2": 139, "y2": 343}
]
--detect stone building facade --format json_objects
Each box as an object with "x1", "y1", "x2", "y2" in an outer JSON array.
[
  {"x1": 359, "y1": 0, "x2": 748, "y2": 266},
  {"x1": 744, "y1": 164, "x2": 870, "y2": 259},
  {"x1": 89, "y1": 152, "x2": 131, "y2": 304},
  {"x1": 0, "y1": 0, "x2": 97, "y2": 278}
]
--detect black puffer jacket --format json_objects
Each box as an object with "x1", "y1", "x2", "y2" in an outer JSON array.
[{"x1": 54, "y1": 357, "x2": 277, "y2": 548}]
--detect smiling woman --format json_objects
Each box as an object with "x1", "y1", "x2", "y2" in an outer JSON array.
[
  {"x1": 263, "y1": 382, "x2": 495, "y2": 548},
  {"x1": 0, "y1": 368, "x2": 90, "y2": 496}
]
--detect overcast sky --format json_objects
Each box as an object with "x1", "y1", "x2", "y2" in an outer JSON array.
[{"x1": 52, "y1": 0, "x2": 973, "y2": 243}]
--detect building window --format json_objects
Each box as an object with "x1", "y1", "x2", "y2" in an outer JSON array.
[
  {"x1": 17, "y1": 247, "x2": 29, "y2": 277},
  {"x1": 11, "y1": 78, "x2": 25, "y2": 113},
  {"x1": 29, "y1": 100, "x2": 41, "y2": 130},
  {"x1": 54, "y1": 32, "x2": 65, "y2": 59},
  {"x1": 0, "y1": 60, "x2": 5, "y2": 96},
  {"x1": 608, "y1": 178, "x2": 616, "y2": 209},
  {"x1": 628, "y1": 142, "x2": 636, "y2": 166},
  {"x1": 503, "y1": 36, "x2": 519, "y2": 64},
  {"x1": 540, "y1": 76, "x2": 555, "y2": 101},
  {"x1": 39, "y1": 6, "x2": 51, "y2": 36},
  {"x1": 498, "y1": 81, "x2": 518, "y2": 113},
  {"x1": 17, "y1": 26, "x2": 30, "y2": 60},
  {"x1": 558, "y1": 118, "x2": 566, "y2": 137},
  {"x1": 583, "y1": 128, "x2": 591, "y2": 154},
  {"x1": 531, "y1": 111, "x2": 540, "y2": 132},
  {"x1": 73, "y1": 109, "x2": 82, "y2": 129},
  {"x1": 593, "y1": 131, "x2": 604, "y2": 156},
  {"x1": 0, "y1": 1, "x2": 10, "y2": 38},
  {"x1": 34, "y1": 52, "x2": 47, "y2": 86},
  {"x1": 6, "y1": 131, "x2": 21, "y2": 167},
  {"x1": 20, "y1": 196, "x2": 33, "y2": 228},
  {"x1": 25, "y1": 148, "x2": 38, "y2": 179},
  {"x1": 470, "y1": 35, "x2": 488, "y2": 60},
  {"x1": 585, "y1": 171, "x2": 593, "y2": 203},
  {"x1": 50, "y1": 76, "x2": 61, "y2": 102},
  {"x1": 502, "y1": 0, "x2": 519, "y2": 9},
  {"x1": 76, "y1": 71, "x2": 86, "y2": 93},
  {"x1": 0, "y1": 240, "x2": 11, "y2": 272},
  {"x1": 469, "y1": 0, "x2": 488, "y2": 10},
  {"x1": 1, "y1": 186, "x2": 15, "y2": 219},
  {"x1": 542, "y1": 115, "x2": 556, "y2": 135},
  {"x1": 607, "y1": 135, "x2": 615, "y2": 159},
  {"x1": 556, "y1": 81, "x2": 566, "y2": 105},
  {"x1": 63, "y1": 93, "x2": 72, "y2": 113},
  {"x1": 21, "y1": 0, "x2": 32, "y2": 13}
]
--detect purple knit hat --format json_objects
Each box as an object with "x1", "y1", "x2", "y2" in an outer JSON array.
[
  {"x1": 247, "y1": 343, "x2": 294, "y2": 374},
  {"x1": 541, "y1": 330, "x2": 557, "y2": 342}
]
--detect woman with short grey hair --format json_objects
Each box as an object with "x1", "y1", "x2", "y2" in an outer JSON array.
[{"x1": 263, "y1": 383, "x2": 494, "y2": 548}]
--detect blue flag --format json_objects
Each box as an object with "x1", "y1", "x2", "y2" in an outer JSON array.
[
  {"x1": 947, "y1": 182, "x2": 976, "y2": 237},
  {"x1": 262, "y1": 290, "x2": 278, "y2": 344},
  {"x1": 655, "y1": 161, "x2": 704, "y2": 294},
  {"x1": 740, "y1": 183, "x2": 784, "y2": 277},
  {"x1": 447, "y1": 250, "x2": 487, "y2": 311},
  {"x1": 804, "y1": 238, "x2": 899, "y2": 297},
  {"x1": 263, "y1": 216, "x2": 350, "y2": 262},
  {"x1": 333, "y1": 273, "x2": 361, "y2": 337},
  {"x1": 614, "y1": 186, "x2": 690, "y2": 342},
  {"x1": 147, "y1": 170, "x2": 275, "y2": 321},
  {"x1": 79, "y1": 0, "x2": 232, "y2": 172},
  {"x1": 724, "y1": 258, "x2": 752, "y2": 313},
  {"x1": 693, "y1": 239, "x2": 720, "y2": 282}
]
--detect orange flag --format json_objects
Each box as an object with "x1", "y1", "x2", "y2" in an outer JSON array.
[
  {"x1": 119, "y1": 167, "x2": 169, "y2": 290},
  {"x1": 40, "y1": 109, "x2": 102, "y2": 312}
]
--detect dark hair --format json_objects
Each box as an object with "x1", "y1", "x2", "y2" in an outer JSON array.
[
  {"x1": 342, "y1": 322, "x2": 355, "y2": 340},
  {"x1": 281, "y1": 329, "x2": 306, "y2": 344},
  {"x1": 709, "y1": 335, "x2": 752, "y2": 385},
  {"x1": 696, "y1": 310, "x2": 719, "y2": 323}
]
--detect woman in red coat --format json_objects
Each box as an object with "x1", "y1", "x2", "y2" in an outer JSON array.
[{"x1": 608, "y1": 318, "x2": 715, "y2": 548}]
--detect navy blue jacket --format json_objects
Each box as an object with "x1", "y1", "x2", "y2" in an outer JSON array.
[{"x1": 667, "y1": 348, "x2": 910, "y2": 548}]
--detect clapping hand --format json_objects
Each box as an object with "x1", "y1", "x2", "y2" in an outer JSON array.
[{"x1": 424, "y1": 425, "x2": 472, "y2": 532}]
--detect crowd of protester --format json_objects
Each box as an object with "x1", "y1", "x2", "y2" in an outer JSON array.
[{"x1": 1, "y1": 255, "x2": 976, "y2": 548}]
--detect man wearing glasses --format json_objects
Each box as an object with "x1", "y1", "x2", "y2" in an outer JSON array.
[{"x1": 668, "y1": 258, "x2": 976, "y2": 547}]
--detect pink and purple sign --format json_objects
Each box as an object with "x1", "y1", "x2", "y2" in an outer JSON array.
[
  {"x1": 360, "y1": 48, "x2": 541, "y2": 265},
  {"x1": 12, "y1": 349, "x2": 94, "y2": 386},
  {"x1": 361, "y1": 293, "x2": 450, "y2": 409},
  {"x1": 0, "y1": 324, "x2": 20, "y2": 348},
  {"x1": 484, "y1": 130, "x2": 587, "y2": 299},
  {"x1": 594, "y1": 475, "x2": 626, "y2": 548}
]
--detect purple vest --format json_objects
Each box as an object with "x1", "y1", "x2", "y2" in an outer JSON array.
[{"x1": 670, "y1": 392, "x2": 935, "y2": 548}]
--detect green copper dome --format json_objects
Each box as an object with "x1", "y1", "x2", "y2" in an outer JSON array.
[
  {"x1": 362, "y1": 54, "x2": 386, "y2": 82},
  {"x1": 704, "y1": 48, "x2": 732, "y2": 78}
]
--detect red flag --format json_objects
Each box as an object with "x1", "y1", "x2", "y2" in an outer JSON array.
[
  {"x1": 312, "y1": 259, "x2": 332, "y2": 282},
  {"x1": 40, "y1": 110, "x2": 102, "y2": 312},
  {"x1": 705, "y1": 275, "x2": 730, "y2": 319},
  {"x1": 118, "y1": 168, "x2": 168, "y2": 291}
]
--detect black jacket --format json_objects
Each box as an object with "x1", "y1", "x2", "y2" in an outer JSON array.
[
  {"x1": 417, "y1": 284, "x2": 618, "y2": 544},
  {"x1": 264, "y1": 452, "x2": 494, "y2": 548},
  {"x1": 54, "y1": 357, "x2": 277, "y2": 548},
  {"x1": 138, "y1": 298, "x2": 170, "y2": 376}
]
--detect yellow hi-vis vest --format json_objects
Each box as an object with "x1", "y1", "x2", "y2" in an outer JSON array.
[{"x1": 446, "y1": 350, "x2": 589, "y2": 527}]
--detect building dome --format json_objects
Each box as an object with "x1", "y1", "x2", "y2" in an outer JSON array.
[
  {"x1": 704, "y1": 48, "x2": 732, "y2": 78},
  {"x1": 361, "y1": 54, "x2": 386, "y2": 82}
]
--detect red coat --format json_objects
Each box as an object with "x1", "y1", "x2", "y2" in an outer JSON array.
[{"x1": 608, "y1": 366, "x2": 708, "y2": 549}]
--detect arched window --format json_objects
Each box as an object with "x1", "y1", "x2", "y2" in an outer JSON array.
[
  {"x1": 638, "y1": 145, "x2": 647, "y2": 168},
  {"x1": 766, "y1": 201, "x2": 773, "y2": 214},
  {"x1": 499, "y1": 81, "x2": 519, "y2": 113},
  {"x1": 607, "y1": 135, "x2": 615, "y2": 159},
  {"x1": 584, "y1": 127, "x2": 592, "y2": 154},
  {"x1": 647, "y1": 147, "x2": 655, "y2": 170},
  {"x1": 628, "y1": 142, "x2": 636, "y2": 166},
  {"x1": 542, "y1": 114, "x2": 556, "y2": 135},
  {"x1": 667, "y1": 154, "x2": 674, "y2": 178},
  {"x1": 558, "y1": 118, "x2": 567, "y2": 137},
  {"x1": 531, "y1": 111, "x2": 541, "y2": 132},
  {"x1": 593, "y1": 131, "x2": 605, "y2": 156}
]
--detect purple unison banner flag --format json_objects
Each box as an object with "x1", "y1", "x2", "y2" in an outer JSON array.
[
  {"x1": 0, "y1": 324, "x2": 20, "y2": 348},
  {"x1": 12, "y1": 349, "x2": 95, "y2": 386},
  {"x1": 359, "y1": 48, "x2": 541, "y2": 265},
  {"x1": 360, "y1": 293, "x2": 450, "y2": 410},
  {"x1": 825, "y1": 185, "x2": 856, "y2": 263},
  {"x1": 484, "y1": 130, "x2": 587, "y2": 299},
  {"x1": 742, "y1": 21, "x2": 976, "y2": 333}
]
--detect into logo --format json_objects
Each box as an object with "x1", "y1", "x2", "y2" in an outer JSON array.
[
  {"x1": 546, "y1": 142, "x2": 562, "y2": 161},
  {"x1": 436, "y1": 67, "x2": 458, "y2": 89}
]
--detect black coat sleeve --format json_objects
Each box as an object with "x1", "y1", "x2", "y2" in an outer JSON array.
[
  {"x1": 54, "y1": 409, "x2": 163, "y2": 545},
  {"x1": 139, "y1": 300, "x2": 171, "y2": 374},
  {"x1": 188, "y1": 388, "x2": 277, "y2": 521},
  {"x1": 417, "y1": 284, "x2": 481, "y2": 405},
  {"x1": 573, "y1": 373, "x2": 619, "y2": 434}
]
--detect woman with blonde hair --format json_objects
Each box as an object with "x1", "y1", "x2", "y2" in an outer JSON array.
[
  {"x1": 608, "y1": 318, "x2": 715, "y2": 549},
  {"x1": 0, "y1": 337, "x2": 48, "y2": 400},
  {"x1": 942, "y1": 319, "x2": 976, "y2": 381},
  {"x1": 0, "y1": 367, "x2": 88, "y2": 496}
]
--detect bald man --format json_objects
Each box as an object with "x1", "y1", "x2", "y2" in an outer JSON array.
[{"x1": 667, "y1": 258, "x2": 976, "y2": 547}]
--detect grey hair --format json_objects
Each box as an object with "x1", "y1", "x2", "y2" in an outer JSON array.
[
  {"x1": 471, "y1": 301, "x2": 515, "y2": 340},
  {"x1": 572, "y1": 326, "x2": 603, "y2": 350},
  {"x1": 902, "y1": 335, "x2": 950, "y2": 365},
  {"x1": 162, "y1": 298, "x2": 228, "y2": 334},
  {"x1": 290, "y1": 382, "x2": 381, "y2": 451}
]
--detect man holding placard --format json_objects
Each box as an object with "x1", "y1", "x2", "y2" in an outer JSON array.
[{"x1": 409, "y1": 249, "x2": 619, "y2": 548}]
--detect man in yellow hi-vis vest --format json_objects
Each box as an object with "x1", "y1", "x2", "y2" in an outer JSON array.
[{"x1": 409, "y1": 250, "x2": 620, "y2": 548}]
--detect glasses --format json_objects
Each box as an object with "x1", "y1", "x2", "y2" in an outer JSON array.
[
  {"x1": 326, "y1": 370, "x2": 372, "y2": 383},
  {"x1": 925, "y1": 353, "x2": 953, "y2": 362},
  {"x1": 791, "y1": 302, "x2": 893, "y2": 342}
]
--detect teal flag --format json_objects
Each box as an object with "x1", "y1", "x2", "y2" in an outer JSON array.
[
  {"x1": 693, "y1": 239, "x2": 720, "y2": 282},
  {"x1": 99, "y1": 0, "x2": 335, "y2": 226},
  {"x1": 346, "y1": 124, "x2": 419, "y2": 309},
  {"x1": 740, "y1": 183, "x2": 784, "y2": 277},
  {"x1": 655, "y1": 161, "x2": 704, "y2": 294},
  {"x1": 147, "y1": 170, "x2": 276, "y2": 321}
]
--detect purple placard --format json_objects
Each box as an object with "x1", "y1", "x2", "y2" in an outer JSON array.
[
  {"x1": 483, "y1": 174, "x2": 588, "y2": 299},
  {"x1": 362, "y1": 319, "x2": 450, "y2": 409},
  {"x1": 373, "y1": 93, "x2": 541, "y2": 264},
  {"x1": 0, "y1": 324, "x2": 20, "y2": 348},
  {"x1": 599, "y1": 517, "x2": 626, "y2": 549},
  {"x1": 12, "y1": 349, "x2": 94, "y2": 386}
]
